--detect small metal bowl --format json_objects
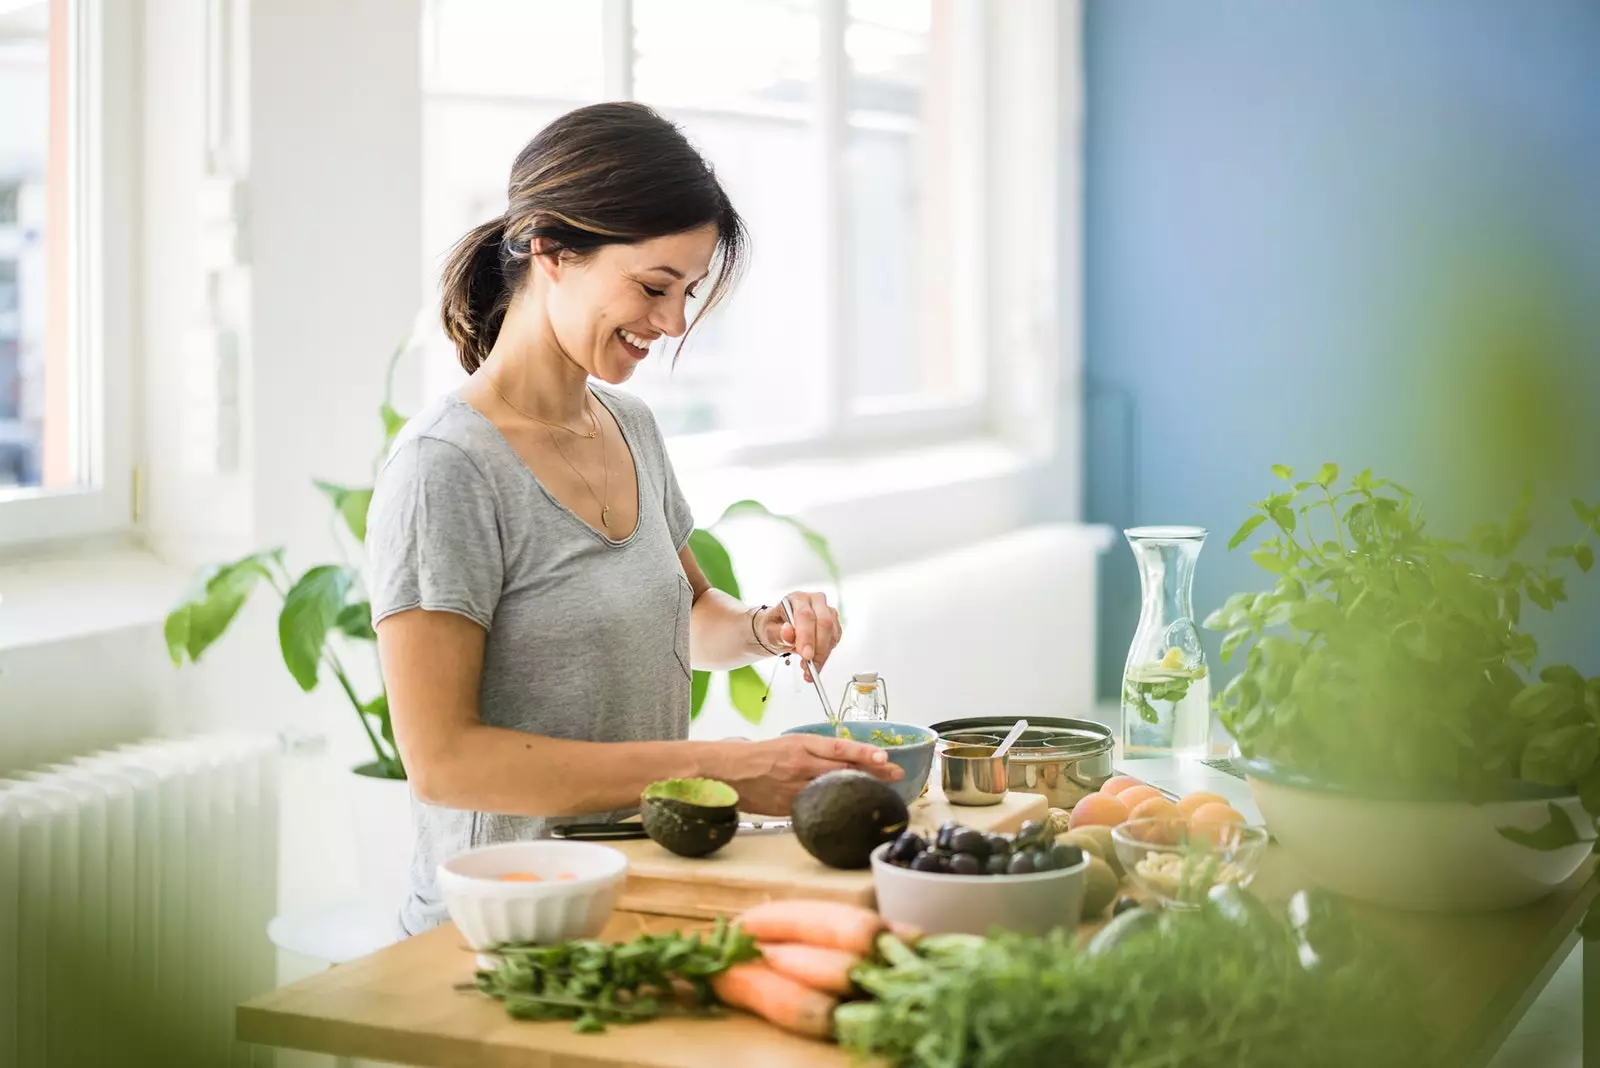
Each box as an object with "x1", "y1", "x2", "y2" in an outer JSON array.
[
  {"x1": 940, "y1": 745, "x2": 1009, "y2": 807},
  {"x1": 936, "y1": 731, "x2": 1002, "y2": 751}
]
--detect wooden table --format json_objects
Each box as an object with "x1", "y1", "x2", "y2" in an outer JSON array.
[{"x1": 240, "y1": 849, "x2": 1600, "y2": 1068}]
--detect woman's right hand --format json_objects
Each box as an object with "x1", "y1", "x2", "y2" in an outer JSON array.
[{"x1": 718, "y1": 734, "x2": 905, "y2": 817}]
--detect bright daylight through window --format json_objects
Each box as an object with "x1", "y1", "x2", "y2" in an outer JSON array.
[
  {"x1": 0, "y1": 0, "x2": 122, "y2": 549},
  {"x1": 421, "y1": 0, "x2": 987, "y2": 456}
]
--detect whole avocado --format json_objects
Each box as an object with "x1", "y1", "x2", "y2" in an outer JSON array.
[{"x1": 791, "y1": 770, "x2": 911, "y2": 870}]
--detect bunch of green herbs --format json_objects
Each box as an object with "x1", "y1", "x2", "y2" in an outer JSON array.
[
  {"x1": 1205, "y1": 464, "x2": 1600, "y2": 848},
  {"x1": 835, "y1": 902, "x2": 1429, "y2": 1068},
  {"x1": 470, "y1": 918, "x2": 759, "y2": 1033}
]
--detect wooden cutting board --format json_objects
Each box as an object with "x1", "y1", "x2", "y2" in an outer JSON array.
[{"x1": 612, "y1": 788, "x2": 1049, "y2": 919}]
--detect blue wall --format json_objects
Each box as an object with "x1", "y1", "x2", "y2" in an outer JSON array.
[{"x1": 1084, "y1": 0, "x2": 1600, "y2": 701}]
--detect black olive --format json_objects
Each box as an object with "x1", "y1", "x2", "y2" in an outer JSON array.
[
  {"x1": 910, "y1": 852, "x2": 944, "y2": 873},
  {"x1": 984, "y1": 832, "x2": 1012, "y2": 856},
  {"x1": 1050, "y1": 843, "x2": 1084, "y2": 870},
  {"x1": 887, "y1": 831, "x2": 926, "y2": 865},
  {"x1": 948, "y1": 852, "x2": 983, "y2": 876},
  {"x1": 1112, "y1": 896, "x2": 1142, "y2": 916},
  {"x1": 935, "y1": 820, "x2": 961, "y2": 851},
  {"x1": 1016, "y1": 819, "x2": 1046, "y2": 844},
  {"x1": 1006, "y1": 851, "x2": 1036, "y2": 875},
  {"x1": 949, "y1": 828, "x2": 988, "y2": 859},
  {"x1": 985, "y1": 854, "x2": 1009, "y2": 876},
  {"x1": 1028, "y1": 847, "x2": 1055, "y2": 871}
]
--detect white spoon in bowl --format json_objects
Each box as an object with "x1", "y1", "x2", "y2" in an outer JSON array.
[{"x1": 992, "y1": 719, "x2": 1029, "y2": 759}]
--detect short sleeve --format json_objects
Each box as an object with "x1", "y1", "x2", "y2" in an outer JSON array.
[{"x1": 366, "y1": 435, "x2": 504, "y2": 630}]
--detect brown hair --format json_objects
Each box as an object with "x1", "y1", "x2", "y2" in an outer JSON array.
[{"x1": 439, "y1": 102, "x2": 747, "y2": 373}]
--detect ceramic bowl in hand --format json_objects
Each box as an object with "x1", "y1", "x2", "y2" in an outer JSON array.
[
  {"x1": 781, "y1": 721, "x2": 936, "y2": 804},
  {"x1": 1112, "y1": 818, "x2": 1268, "y2": 909},
  {"x1": 438, "y1": 840, "x2": 628, "y2": 966}
]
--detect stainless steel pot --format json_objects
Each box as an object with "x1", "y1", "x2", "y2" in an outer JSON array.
[{"x1": 930, "y1": 716, "x2": 1114, "y2": 810}]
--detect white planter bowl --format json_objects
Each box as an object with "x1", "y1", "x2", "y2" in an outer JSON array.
[
  {"x1": 438, "y1": 841, "x2": 628, "y2": 966},
  {"x1": 1245, "y1": 763, "x2": 1590, "y2": 912},
  {"x1": 870, "y1": 842, "x2": 1088, "y2": 936}
]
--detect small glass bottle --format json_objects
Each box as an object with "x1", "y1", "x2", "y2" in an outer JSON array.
[{"x1": 838, "y1": 672, "x2": 890, "y2": 722}]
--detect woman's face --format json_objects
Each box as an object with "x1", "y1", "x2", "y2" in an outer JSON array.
[{"x1": 534, "y1": 224, "x2": 720, "y2": 385}]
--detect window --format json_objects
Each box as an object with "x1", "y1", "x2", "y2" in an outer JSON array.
[
  {"x1": 420, "y1": 0, "x2": 1023, "y2": 462},
  {"x1": 0, "y1": 0, "x2": 132, "y2": 549}
]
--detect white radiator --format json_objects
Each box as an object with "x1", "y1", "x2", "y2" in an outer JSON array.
[{"x1": 0, "y1": 733, "x2": 279, "y2": 1068}]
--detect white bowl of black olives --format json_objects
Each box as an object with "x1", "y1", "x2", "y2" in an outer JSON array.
[{"x1": 870, "y1": 818, "x2": 1089, "y2": 937}]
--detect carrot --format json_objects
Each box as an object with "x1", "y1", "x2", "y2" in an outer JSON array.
[
  {"x1": 710, "y1": 961, "x2": 838, "y2": 1039},
  {"x1": 756, "y1": 942, "x2": 860, "y2": 996},
  {"x1": 736, "y1": 900, "x2": 885, "y2": 956}
]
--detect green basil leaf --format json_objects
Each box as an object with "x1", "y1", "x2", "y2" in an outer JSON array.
[
  {"x1": 1510, "y1": 682, "x2": 1579, "y2": 721},
  {"x1": 1315, "y1": 463, "x2": 1340, "y2": 488},
  {"x1": 1288, "y1": 598, "x2": 1340, "y2": 634},
  {"x1": 1575, "y1": 499, "x2": 1593, "y2": 525},
  {"x1": 1220, "y1": 628, "x2": 1250, "y2": 665},
  {"x1": 1577, "y1": 545, "x2": 1595, "y2": 573},
  {"x1": 1271, "y1": 505, "x2": 1297, "y2": 534},
  {"x1": 1271, "y1": 464, "x2": 1294, "y2": 480},
  {"x1": 1497, "y1": 802, "x2": 1582, "y2": 851},
  {"x1": 1250, "y1": 550, "x2": 1291, "y2": 576},
  {"x1": 279, "y1": 565, "x2": 354, "y2": 691},
  {"x1": 1228, "y1": 514, "x2": 1267, "y2": 551},
  {"x1": 1520, "y1": 724, "x2": 1599, "y2": 787},
  {"x1": 1541, "y1": 665, "x2": 1588, "y2": 695}
]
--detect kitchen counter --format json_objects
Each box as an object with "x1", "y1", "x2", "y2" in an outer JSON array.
[{"x1": 238, "y1": 849, "x2": 1600, "y2": 1068}]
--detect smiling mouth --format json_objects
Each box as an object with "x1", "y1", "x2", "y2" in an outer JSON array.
[{"x1": 617, "y1": 328, "x2": 655, "y2": 358}]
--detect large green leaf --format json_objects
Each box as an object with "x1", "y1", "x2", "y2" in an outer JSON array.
[
  {"x1": 716, "y1": 499, "x2": 845, "y2": 613},
  {"x1": 164, "y1": 552, "x2": 277, "y2": 665},
  {"x1": 1497, "y1": 802, "x2": 1583, "y2": 852},
  {"x1": 687, "y1": 527, "x2": 740, "y2": 599},
  {"x1": 727, "y1": 665, "x2": 768, "y2": 725},
  {"x1": 336, "y1": 601, "x2": 377, "y2": 641},
  {"x1": 315, "y1": 480, "x2": 374, "y2": 542},
  {"x1": 690, "y1": 668, "x2": 710, "y2": 720},
  {"x1": 279, "y1": 566, "x2": 354, "y2": 691},
  {"x1": 1228, "y1": 514, "x2": 1267, "y2": 551}
]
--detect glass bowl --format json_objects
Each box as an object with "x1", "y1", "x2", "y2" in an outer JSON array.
[{"x1": 1111, "y1": 818, "x2": 1268, "y2": 909}]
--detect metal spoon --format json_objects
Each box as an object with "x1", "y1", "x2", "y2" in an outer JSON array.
[
  {"x1": 780, "y1": 596, "x2": 836, "y2": 725},
  {"x1": 992, "y1": 719, "x2": 1030, "y2": 759}
]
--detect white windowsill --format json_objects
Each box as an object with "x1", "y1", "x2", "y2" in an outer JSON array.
[
  {"x1": 0, "y1": 543, "x2": 190, "y2": 653},
  {"x1": 0, "y1": 436, "x2": 1047, "y2": 655},
  {"x1": 676, "y1": 435, "x2": 1036, "y2": 524}
]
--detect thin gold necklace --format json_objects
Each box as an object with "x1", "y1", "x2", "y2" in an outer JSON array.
[
  {"x1": 484, "y1": 375, "x2": 598, "y2": 439},
  {"x1": 544, "y1": 401, "x2": 613, "y2": 532}
]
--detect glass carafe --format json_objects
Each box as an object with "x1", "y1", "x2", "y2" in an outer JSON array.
[
  {"x1": 838, "y1": 672, "x2": 890, "y2": 722},
  {"x1": 1121, "y1": 526, "x2": 1212, "y2": 757}
]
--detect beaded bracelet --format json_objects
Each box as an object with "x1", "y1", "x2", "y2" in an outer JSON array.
[{"x1": 750, "y1": 604, "x2": 790, "y2": 659}]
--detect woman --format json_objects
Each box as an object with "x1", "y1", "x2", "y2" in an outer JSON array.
[{"x1": 367, "y1": 102, "x2": 900, "y2": 936}]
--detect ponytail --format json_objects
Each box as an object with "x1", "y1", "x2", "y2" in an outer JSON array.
[
  {"x1": 438, "y1": 103, "x2": 748, "y2": 374},
  {"x1": 439, "y1": 215, "x2": 519, "y2": 374}
]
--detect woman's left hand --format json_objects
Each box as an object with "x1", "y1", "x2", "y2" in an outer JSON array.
[{"x1": 758, "y1": 592, "x2": 841, "y2": 680}]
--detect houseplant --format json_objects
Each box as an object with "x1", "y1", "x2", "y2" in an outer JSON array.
[{"x1": 1205, "y1": 463, "x2": 1600, "y2": 910}]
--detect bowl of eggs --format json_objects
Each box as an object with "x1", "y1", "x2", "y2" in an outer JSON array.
[{"x1": 438, "y1": 840, "x2": 628, "y2": 965}]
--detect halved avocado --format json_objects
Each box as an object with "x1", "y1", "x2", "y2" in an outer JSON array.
[
  {"x1": 640, "y1": 778, "x2": 740, "y2": 858},
  {"x1": 791, "y1": 769, "x2": 910, "y2": 870}
]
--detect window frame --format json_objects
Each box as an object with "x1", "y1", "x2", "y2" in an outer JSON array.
[
  {"x1": 0, "y1": 0, "x2": 136, "y2": 552},
  {"x1": 421, "y1": 0, "x2": 1048, "y2": 471}
]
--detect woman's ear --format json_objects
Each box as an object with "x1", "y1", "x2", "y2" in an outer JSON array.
[{"x1": 530, "y1": 235, "x2": 563, "y2": 285}]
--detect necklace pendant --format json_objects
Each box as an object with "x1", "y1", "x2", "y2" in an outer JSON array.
[{"x1": 601, "y1": 507, "x2": 612, "y2": 530}]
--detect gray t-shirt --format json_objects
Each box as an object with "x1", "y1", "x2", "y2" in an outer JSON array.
[{"x1": 366, "y1": 385, "x2": 695, "y2": 936}]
